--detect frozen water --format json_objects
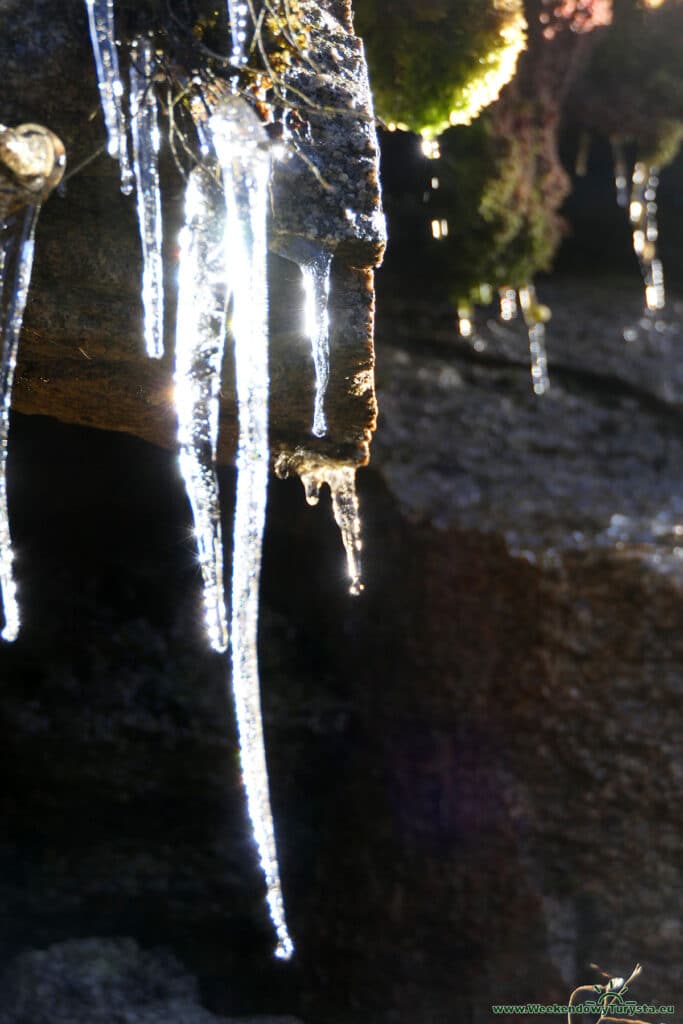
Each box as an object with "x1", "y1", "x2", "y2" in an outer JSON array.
[
  {"x1": 300, "y1": 251, "x2": 333, "y2": 437},
  {"x1": 130, "y1": 35, "x2": 164, "y2": 359},
  {"x1": 0, "y1": 207, "x2": 39, "y2": 640},
  {"x1": 174, "y1": 168, "x2": 230, "y2": 654},
  {"x1": 85, "y1": 0, "x2": 134, "y2": 195},
  {"x1": 210, "y1": 97, "x2": 293, "y2": 961}
]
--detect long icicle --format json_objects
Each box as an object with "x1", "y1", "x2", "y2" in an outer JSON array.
[
  {"x1": 519, "y1": 283, "x2": 550, "y2": 395},
  {"x1": 499, "y1": 286, "x2": 518, "y2": 322},
  {"x1": 630, "y1": 161, "x2": 665, "y2": 313},
  {"x1": 130, "y1": 35, "x2": 164, "y2": 359},
  {"x1": 0, "y1": 207, "x2": 39, "y2": 641},
  {"x1": 174, "y1": 168, "x2": 229, "y2": 653},
  {"x1": 300, "y1": 251, "x2": 333, "y2": 437},
  {"x1": 210, "y1": 97, "x2": 293, "y2": 960},
  {"x1": 611, "y1": 138, "x2": 629, "y2": 209},
  {"x1": 227, "y1": 0, "x2": 250, "y2": 66},
  {"x1": 84, "y1": 0, "x2": 134, "y2": 195}
]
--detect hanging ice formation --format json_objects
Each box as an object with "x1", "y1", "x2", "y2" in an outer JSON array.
[
  {"x1": 0, "y1": 124, "x2": 66, "y2": 641},
  {"x1": 519, "y1": 283, "x2": 550, "y2": 395},
  {"x1": 0, "y1": 209, "x2": 37, "y2": 642},
  {"x1": 86, "y1": 4, "x2": 165, "y2": 357},
  {"x1": 611, "y1": 139, "x2": 629, "y2": 209},
  {"x1": 85, "y1": 0, "x2": 134, "y2": 195},
  {"x1": 175, "y1": 168, "x2": 230, "y2": 655},
  {"x1": 301, "y1": 252, "x2": 333, "y2": 438},
  {"x1": 499, "y1": 286, "x2": 518, "y2": 322},
  {"x1": 129, "y1": 35, "x2": 164, "y2": 359},
  {"x1": 266, "y1": 0, "x2": 385, "y2": 602},
  {"x1": 226, "y1": 0, "x2": 250, "y2": 66},
  {"x1": 209, "y1": 97, "x2": 293, "y2": 960},
  {"x1": 275, "y1": 237, "x2": 334, "y2": 438},
  {"x1": 276, "y1": 453, "x2": 364, "y2": 596},
  {"x1": 629, "y1": 161, "x2": 665, "y2": 312},
  {"x1": 457, "y1": 301, "x2": 475, "y2": 341},
  {"x1": 303, "y1": 464, "x2": 363, "y2": 595},
  {"x1": 84, "y1": 0, "x2": 386, "y2": 961},
  {"x1": 457, "y1": 300, "x2": 486, "y2": 353},
  {"x1": 175, "y1": 107, "x2": 292, "y2": 954}
]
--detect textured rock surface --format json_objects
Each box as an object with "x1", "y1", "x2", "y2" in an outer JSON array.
[
  {"x1": 374, "y1": 276, "x2": 683, "y2": 554},
  {"x1": 0, "y1": 938, "x2": 303, "y2": 1023},
  {"x1": 0, "y1": 938, "x2": 220, "y2": 1023},
  {"x1": 0, "y1": 0, "x2": 384, "y2": 466}
]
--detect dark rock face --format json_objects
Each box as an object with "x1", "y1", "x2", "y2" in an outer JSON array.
[
  {"x1": 0, "y1": 938, "x2": 221, "y2": 1023},
  {"x1": 0, "y1": 937, "x2": 303, "y2": 1023}
]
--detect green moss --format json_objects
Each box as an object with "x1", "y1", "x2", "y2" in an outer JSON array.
[
  {"x1": 571, "y1": 0, "x2": 683, "y2": 168},
  {"x1": 430, "y1": 91, "x2": 569, "y2": 304},
  {"x1": 353, "y1": 0, "x2": 527, "y2": 138}
]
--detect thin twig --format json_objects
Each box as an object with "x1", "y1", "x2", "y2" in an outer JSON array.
[{"x1": 62, "y1": 144, "x2": 106, "y2": 183}]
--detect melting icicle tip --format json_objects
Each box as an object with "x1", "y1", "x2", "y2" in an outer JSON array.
[{"x1": 275, "y1": 451, "x2": 365, "y2": 597}]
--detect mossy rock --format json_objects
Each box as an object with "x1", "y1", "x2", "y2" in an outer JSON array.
[{"x1": 353, "y1": 0, "x2": 527, "y2": 139}]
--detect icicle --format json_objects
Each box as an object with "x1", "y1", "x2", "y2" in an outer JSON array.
[
  {"x1": 575, "y1": 130, "x2": 590, "y2": 178},
  {"x1": 209, "y1": 97, "x2": 293, "y2": 962},
  {"x1": 430, "y1": 218, "x2": 449, "y2": 240},
  {"x1": 629, "y1": 161, "x2": 665, "y2": 312},
  {"x1": 317, "y1": 467, "x2": 363, "y2": 596},
  {"x1": 455, "y1": 300, "x2": 485, "y2": 353},
  {"x1": 300, "y1": 252, "x2": 333, "y2": 437},
  {"x1": 421, "y1": 135, "x2": 441, "y2": 160},
  {"x1": 0, "y1": 207, "x2": 39, "y2": 640},
  {"x1": 457, "y1": 301, "x2": 475, "y2": 341},
  {"x1": 84, "y1": 0, "x2": 134, "y2": 195},
  {"x1": 271, "y1": 236, "x2": 334, "y2": 440},
  {"x1": 276, "y1": 454, "x2": 364, "y2": 597},
  {"x1": 499, "y1": 287, "x2": 518, "y2": 322},
  {"x1": 130, "y1": 35, "x2": 164, "y2": 359},
  {"x1": 0, "y1": 123, "x2": 65, "y2": 641},
  {"x1": 477, "y1": 282, "x2": 492, "y2": 306},
  {"x1": 527, "y1": 322, "x2": 549, "y2": 396},
  {"x1": 227, "y1": 0, "x2": 250, "y2": 66},
  {"x1": 612, "y1": 139, "x2": 629, "y2": 209},
  {"x1": 174, "y1": 168, "x2": 229, "y2": 654},
  {"x1": 519, "y1": 284, "x2": 550, "y2": 396}
]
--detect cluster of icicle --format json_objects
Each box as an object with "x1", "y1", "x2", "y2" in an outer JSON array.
[
  {"x1": 0, "y1": 123, "x2": 66, "y2": 642},
  {"x1": 82, "y1": 0, "x2": 365, "y2": 960},
  {"x1": 457, "y1": 283, "x2": 551, "y2": 395},
  {"x1": 611, "y1": 140, "x2": 666, "y2": 321}
]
